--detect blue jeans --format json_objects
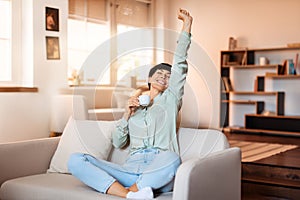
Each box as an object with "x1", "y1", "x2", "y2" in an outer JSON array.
[{"x1": 67, "y1": 148, "x2": 181, "y2": 193}]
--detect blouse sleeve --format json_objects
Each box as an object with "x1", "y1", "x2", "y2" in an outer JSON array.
[
  {"x1": 112, "y1": 118, "x2": 129, "y2": 148},
  {"x1": 168, "y1": 31, "x2": 191, "y2": 100}
]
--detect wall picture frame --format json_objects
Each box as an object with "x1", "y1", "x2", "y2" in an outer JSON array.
[
  {"x1": 46, "y1": 7, "x2": 59, "y2": 31},
  {"x1": 46, "y1": 36, "x2": 60, "y2": 60}
]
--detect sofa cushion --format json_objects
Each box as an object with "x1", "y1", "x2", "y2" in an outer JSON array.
[
  {"x1": 48, "y1": 117, "x2": 116, "y2": 173},
  {"x1": 0, "y1": 174, "x2": 172, "y2": 200},
  {"x1": 0, "y1": 174, "x2": 120, "y2": 200}
]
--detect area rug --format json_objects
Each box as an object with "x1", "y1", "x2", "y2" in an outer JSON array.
[{"x1": 229, "y1": 140, "x2": 298, "y2": 162}]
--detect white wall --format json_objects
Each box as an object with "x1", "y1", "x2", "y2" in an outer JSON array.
[
  {"x1": 0, "y1": 0, "x2": 68, "y2": 142},
  {"x1": 158, "y1": 0, "x2": 300, "y2": 129}
]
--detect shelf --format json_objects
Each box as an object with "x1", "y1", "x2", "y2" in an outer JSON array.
[
  {"x1": 221, "y1": 46, "x2": 300, "y2": 53},
  {"x1": 222, "y1": 100, "x2": 263, "y2": 104},
  {"x1": 265, "y1": 74, "x2": 300, "y2": 79},
  {"x1": 227, "y1": 92, "x2": 284, "y2": 116},
  {"x1": 250, "y1": 46, "x2": 300, "y2": 52},
  {"x1": 222, "y1": 64, "x2": 280, "y2": 69},
  {"x1": 246, "y1": 114, "x2": 300, "y2": 119},
  {"x1": 222, "y1": 91, "x2": 285, "y2": 96},
  {"x1": 228, "y1": 91, "x2": 281, "y2": 95},
  {"x1": 222, "y1": 101, "x2": 264, "y2": 115},
  {"x1": 242, "y1": 176, "x2": 300, "y2": 189},
  {"x1": 226, "y1": 127, "x2": 300, "y2": 137},
  {"x1": 245, "y1": 114, "x2": 300, "y2": 135}
]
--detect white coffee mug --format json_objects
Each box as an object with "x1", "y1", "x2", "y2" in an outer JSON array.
[{"x1": 138, "y1": 95, "x2": 150, "y2": 107}]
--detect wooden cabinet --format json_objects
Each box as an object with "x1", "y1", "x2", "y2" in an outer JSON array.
[{"x1": 220, "y1": 47, "x2": 300, "y2": 136}]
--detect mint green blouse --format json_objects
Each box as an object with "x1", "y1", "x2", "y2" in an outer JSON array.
[{"x1": 112, "y1": 31, "x2": 191, "y2": 155}]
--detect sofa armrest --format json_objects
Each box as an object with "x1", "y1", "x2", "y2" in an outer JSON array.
[
  {"x1": 0, "y1": 137, "x2": 60, "y2": 186},
  {"x1": 173, "y1": 147, "x2": 241, "y2": 200}
]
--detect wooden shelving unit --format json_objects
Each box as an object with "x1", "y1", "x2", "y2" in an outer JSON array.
[{"x1": 220, "y1": 46, "x2": 300, "y2": 136}]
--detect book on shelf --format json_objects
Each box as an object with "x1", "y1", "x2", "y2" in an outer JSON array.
[
  {"x1": 254, "y1": 78, "x2": 264, "y2": 92},
  {"x1": 288, "y1": 59, "x2": 296, "y2": 75},
  {"x1": 241, "y1": 49, "x2": 248, "y2": 65},
  {"x1": 222, "y1": 54, "x2": 229, "y2": 66},
  {"x1": 284, "y1": 59, "x2": 296, "y2": 75},
  {"x1": 254, "y1": 78, "x2": 258, "y2": 92},
  {"x1": 295, "y1": 53, "x2": 299, "y2": 74},
  {"x1": 279, "y1": 63, "x2": 286, "y2": 75},
  {"x1": 222, "y1": 77, "x2": 234, "y2": 92}
]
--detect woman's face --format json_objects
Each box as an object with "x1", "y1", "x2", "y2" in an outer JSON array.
[
  {"x1": 149, "y1": 69, "x2": 171, "y2": 92},
  {"x1": 47, "y1": 15, "x2": 55, "y2": 29}
]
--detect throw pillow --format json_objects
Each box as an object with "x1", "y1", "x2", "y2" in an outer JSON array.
[{"x1": 47, "y1": 116, "x2": 116, "y2": 173}]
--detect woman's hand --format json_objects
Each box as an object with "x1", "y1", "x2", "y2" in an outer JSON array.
[
  {"x1": 178, "y1": 8, "x2": 193, "y2": 34},
  {"x1": 123, "y1": 86, "x2": 150, "y2": 121},
  {"x1": 123, "y1": 96, "x2": 140, "y2": 121}
]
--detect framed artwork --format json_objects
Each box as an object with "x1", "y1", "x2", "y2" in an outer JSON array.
[
  {"x1": 45, "y1": 7, "x2": 59, "y2": 31},
  {"x1": 46, "y1": 36, "x2": 60, "y2": 60}
]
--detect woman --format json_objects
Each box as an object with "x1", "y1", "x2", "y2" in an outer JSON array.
[{"x1": 68, "y1": 8, "x2": 193, "y2": 199}]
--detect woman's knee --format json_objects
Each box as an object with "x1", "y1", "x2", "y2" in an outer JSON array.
[
  {"x1": 161, "y1": 151, "x2": 181, "y2": 170},
  {"x1": 137, "y1": 152, "x2": 180, "y2": 190},
  {"x1": 67, "y1": 153, "x2": 86, "y2": 173}
]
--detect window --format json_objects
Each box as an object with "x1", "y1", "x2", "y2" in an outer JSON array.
[
  {"x1": 0, "y1": 0, "x2": 24, "y2": 87},
  {"x1": 67, "y1": 19, "x2": 110, "y2": 84},
  {"x1": 68, "y1": 0, "x2": 110, "y2": 85},
  {"x1": 115, "y1": 24, "x2": 154, "y2": 87},
  {"x1": 68, "y1": 0, "x2": 154, "y2": 87},
  {"x1": 112, "y1": 0, "x2": 154, "y2": 86},
  {"x1": 0, "y1": 0, "x2": 11, "y2": 82}
]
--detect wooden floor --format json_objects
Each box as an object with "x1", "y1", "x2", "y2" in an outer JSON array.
[{"x1": 224, "y1": 131, "x2": 300, "y2": 200}]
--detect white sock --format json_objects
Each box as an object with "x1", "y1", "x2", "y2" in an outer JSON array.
[{"x1": 126, "y1": 186, "x2": 154, "y2": 199}]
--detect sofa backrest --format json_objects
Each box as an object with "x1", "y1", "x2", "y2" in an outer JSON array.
[
  {"x1": 177, "y1": 128, "x2": 229, "y2": 162},
  {"x1": 0, "y1": 137, "x2": 60, "y2": 187},
  {"x1": 108, "y1": 128, "x2": 229, "y2": 164}
]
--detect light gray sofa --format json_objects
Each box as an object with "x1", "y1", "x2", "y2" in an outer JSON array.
[{"x1": 0, "y1": 128, "x2": 241, "y2": 200}]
